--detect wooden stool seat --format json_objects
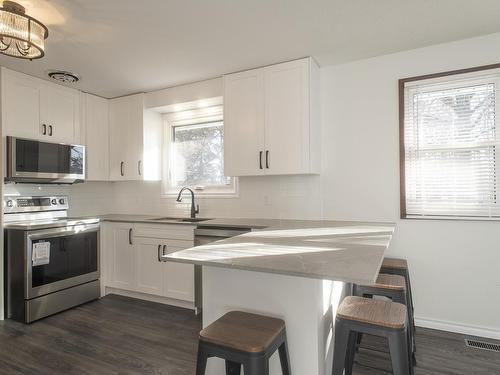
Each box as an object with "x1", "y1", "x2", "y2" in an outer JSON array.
[
  {"x1": 337, "y1": 296, "x2": 407, "y2": 330},
  {"x1": 382, "y1": 257, "x2": 408, "y2": 270},
  {"x1": 200, "y1": 311, "x2": 285, "y2": 353},
  {"x1": 333, "y1": 296, "x2": 411, "y2": 375},
  {"x1": 196, "y1": 311, "x2": 291, "y2": 375},
  {"x1": 368, "y1": 273, "x2": 406, "y2": 291}
]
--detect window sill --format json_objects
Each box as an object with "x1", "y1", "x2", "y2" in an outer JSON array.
[{"x1": 402, "y1": 215, "x2": 500, "y2": 222}]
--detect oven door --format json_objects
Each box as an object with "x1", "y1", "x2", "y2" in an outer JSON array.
[
  {"x1": 7, "y1": 136, "x2": 85, "y2": 183},
  {"x1": 25, "y1": 224, "x2": 100, "y2": 299}
]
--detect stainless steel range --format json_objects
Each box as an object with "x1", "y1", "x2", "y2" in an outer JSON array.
[{"x1": 3, "y1": 196, "x2": 100, "y2": 323}]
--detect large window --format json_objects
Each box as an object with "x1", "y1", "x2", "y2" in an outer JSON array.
[
  {"x1": 163, "y1": 105, "x2": 237, "y2": 196},
  {"x1": 400, "y1": 66, "x2": 500, "y2": 220}
]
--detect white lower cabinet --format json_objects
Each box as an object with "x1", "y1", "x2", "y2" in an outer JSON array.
[
  {"x1": 103, "y1": 222, "x2": 195, "y2": 304},
  {"x1": 165, "y1": 254, "x2": 195, "y2": 301},
  {"x1": 135, "y1": 237, "x2": 165, "y2": 296},
  {"x1": 107, "y1": 223, "x2": 135, "y2": 290}
]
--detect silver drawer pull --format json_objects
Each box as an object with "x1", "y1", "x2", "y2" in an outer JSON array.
[{"x1": 159, "y1": 244, "x2": 168, "y2": 262}]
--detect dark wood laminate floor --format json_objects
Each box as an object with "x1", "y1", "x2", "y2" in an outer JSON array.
[{"x1": 0, "y1": 295, "x2": 498, "y2": 374}]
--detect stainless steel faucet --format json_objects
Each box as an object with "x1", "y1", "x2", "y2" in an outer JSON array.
[{"x1": 176, "y1": 187, "x2": 199, "y2": 219}]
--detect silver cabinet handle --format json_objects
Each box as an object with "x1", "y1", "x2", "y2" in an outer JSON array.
[
  {"x1": 159, "y1": 244, "x2": 168, "y2": 262},
  {"x1": 138, "y1": 160, "x2": 142, "y2": 176}
]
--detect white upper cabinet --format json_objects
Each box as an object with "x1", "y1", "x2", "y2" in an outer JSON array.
[
  {"x1": 82, "y1": 93, "x2": 109, "y2": 181},
  {"x1": 223, "y1": 57, "x2": 320, "y2": 176},
  {"x1": 223, "y1": 68, "x2": 265, "y2": 176},
  {"x1": 2, "y1": 69, "x2": 43, "y2": 139},
  {"x1": 109, "y1": 93, "x2": 162, "y2": 181},
  {"x1": 1, "y1": 68, "x2": 81, "y2": 144},
  {"x1": 42, "y1": 84, "x2": 80, "y2": 144}
]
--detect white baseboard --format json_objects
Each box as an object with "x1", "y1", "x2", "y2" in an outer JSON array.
[
  {"x1": 105, "y1": 287, "x2": 195, "y2": 311},
  {"x1": 415, "y1": 317, "x2": 500, "y2": 341}
]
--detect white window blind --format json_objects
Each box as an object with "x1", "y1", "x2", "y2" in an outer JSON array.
[{"x1": 403, "y1": 70, "x2": 500, "y2": 219}]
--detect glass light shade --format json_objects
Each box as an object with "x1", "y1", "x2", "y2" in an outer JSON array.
[{"x1": 0, "y1": 1, "x2": 48, "y2": 59}]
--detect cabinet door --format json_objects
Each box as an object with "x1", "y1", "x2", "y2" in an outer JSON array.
[
  {"x1": 84, "y1": 93, "x2": 109, "y2": 180},
  {"x1": 125, "y1": 94, "x2": 144, "y2": 180},
  {"x1": 223, "y1": 69, "x2": 265, "y2": 176},
  {"x1": 135, "y1": 237, "x2": 165, "y2": 296},
  {"x1": 43, "y1": 84, "x2": 80, "y2": 144},
  {"x1": 109, "y1": 94, "x2": 143, "y2": 180},
  {"x1": 2, "y1": 70, "x2": 44, "y2": 139},
  {"x1": 164, "y1": 245, "x2": 194, "y2": 302},
  {"x1": 264, "y1": 59, "x2": 310, "y2": 175},
  {"x1": 108, "y1": 224, "x2": 135, "y2": 290},
  {"x1": 109, "y1": 97, "x2": 130, "y2": 180}
]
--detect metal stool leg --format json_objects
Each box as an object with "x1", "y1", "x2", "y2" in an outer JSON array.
[
  {"x1": 345, "y1": 331, "x2": 358, "y2": 375},
  {"x1": 332, "y1": 320, "x2": 350, "y2": 375},
  {"x1": 244, "y1": 357, "x2": 268, "y2": 375},
  {"x1": 195, "y1": 343, "x2": 208, "y2": 375},
  {"x1": 388, "y1": 328, "x2": 411, "y2": 375},
  {"x1": 225, "y1": 360, "x2": 241, "y2": 375},
  {"x1": 278, "y1": 337, "x2": 292, "y2": 375}
]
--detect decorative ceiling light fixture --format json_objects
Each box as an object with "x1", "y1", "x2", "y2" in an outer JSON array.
[{"x1": 0, "y1": 1, "x2": 48, "y2": 59}]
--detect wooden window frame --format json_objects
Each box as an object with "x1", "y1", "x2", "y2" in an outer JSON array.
[{"x1": 399, "y1": 63, "x2": 500, "y2": 219}]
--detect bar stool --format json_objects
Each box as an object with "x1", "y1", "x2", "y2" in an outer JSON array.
[
  {"x1": 380, "y1": 258, "x2": 417, "y2": 359},
  {"x1": 332, "y1": 296, "x2": 410, "y2": 375},
  {"x1": 195, "y1": 311, "x2": 291, "y2": 375},
  {"x1": 354, "y1": 273, "x2": 415, "y2": 370},
  {"x1": 381, "y1": 258, "x2": 415, "y2": 314}
]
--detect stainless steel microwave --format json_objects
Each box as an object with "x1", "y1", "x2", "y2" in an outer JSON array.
[{"x1": 6, "y1": 136, "x2": 85, "y2": 184}]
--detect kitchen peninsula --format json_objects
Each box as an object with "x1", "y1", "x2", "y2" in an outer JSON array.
[{"x1": 166, "y1": 219, "x2": 395, "y2": 375}]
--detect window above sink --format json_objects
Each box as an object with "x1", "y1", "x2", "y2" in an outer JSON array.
[{"x1": 162, "y1": 103, "x2": 239, "y2": 198}]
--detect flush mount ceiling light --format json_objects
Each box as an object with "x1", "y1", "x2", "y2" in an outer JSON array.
[{"x1": 0, "y1": 1, "x2": 48, "y2": 59}]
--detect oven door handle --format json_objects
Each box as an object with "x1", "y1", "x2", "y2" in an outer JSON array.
[{"x1": 26, "y1": 224, "x2": 100, "y2": 241}]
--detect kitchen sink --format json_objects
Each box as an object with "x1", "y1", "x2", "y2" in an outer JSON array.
[
  {"x1": 178, "y1": 218, "x2": 211, "y2": 222},
  {"x1": 151, "y1": 217, "x2": 185, "y2": 221},
  {"x1": 151, "y1": 217, "x2": 211, "y2": 223}
]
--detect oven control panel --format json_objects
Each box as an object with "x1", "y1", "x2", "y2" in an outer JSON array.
[{"x1": 3, "y1": 196, "x2": 69, "y2": 213}]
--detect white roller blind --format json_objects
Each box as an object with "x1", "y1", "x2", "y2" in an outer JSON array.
[{"x1": 403, "y1": 71, "x2": 500, "y2": 219}]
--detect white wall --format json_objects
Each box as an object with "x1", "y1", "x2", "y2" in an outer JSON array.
[
  {"x1": 320, "y1": 32, "x2": 500, "y2": 339},
  {"x1": 105, "y1": 176, "x2": 322, "y2": 220}
]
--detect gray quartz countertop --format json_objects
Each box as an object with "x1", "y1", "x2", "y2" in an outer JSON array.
[
  {"x1": 98, "y1": 215, "x2": 395, "y2": 283},
  {"x1": 165, "y1": 219, "x2": 396, "y2": 284},
  {"x1": 99, "y1": 214, "x2": 289, "y2": 229}
]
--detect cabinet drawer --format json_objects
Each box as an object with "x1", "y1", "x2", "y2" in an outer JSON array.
[{"x1": 133, "y1": 224, "x2": 194, "y2": 241}]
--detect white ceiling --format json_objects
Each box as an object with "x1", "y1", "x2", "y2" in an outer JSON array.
[{"x1": 1, "y1": 0, "x2": 499, "y2": 98}]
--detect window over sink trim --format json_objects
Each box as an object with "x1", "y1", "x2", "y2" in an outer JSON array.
[{"x1": 162, "y1": 105, "x2": 239, "y2": 198}]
